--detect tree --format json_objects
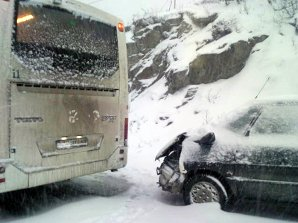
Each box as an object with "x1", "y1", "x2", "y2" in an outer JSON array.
[{"x1": 272, "y1": 0, "x2": 298, "y2": 18}]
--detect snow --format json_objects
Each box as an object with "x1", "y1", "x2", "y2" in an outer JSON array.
[
  {"x1": 3, "y1": 168, "x2": 295, "y2": 223},
  {"x1": 1, "y1": 0, "x2": 298, "y2": 222},
  {"x1": 127, "y1": 0, "x2": 298, "y2": 221}
]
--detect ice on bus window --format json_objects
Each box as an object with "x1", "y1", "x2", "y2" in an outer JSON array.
[{"x1": 13, "y1": 3, "x2": 119, "y2": 79}]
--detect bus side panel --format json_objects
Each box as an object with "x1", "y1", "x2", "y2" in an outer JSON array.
[
  {"x1": 116, "y1": 23, "x2": 129, "y2": 168},
  {"x1": 0, "y1": 1, "x2": 14, "y2": 159}
]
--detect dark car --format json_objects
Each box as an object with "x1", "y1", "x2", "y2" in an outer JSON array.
[{"x1": 155, "y1": 99, "x2": 298, "y2": 209}]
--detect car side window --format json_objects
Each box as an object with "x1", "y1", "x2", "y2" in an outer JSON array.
[{"x1": 250, "y1": 104, "x2": 298, "y2": 136}]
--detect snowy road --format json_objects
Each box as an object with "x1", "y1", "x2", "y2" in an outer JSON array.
[
  {"x1": 0, "y1": 162, "x2": 297, "y2": 223},
  {"x1": 0, "y1": 140, "x2": 297, "y2": 223}
]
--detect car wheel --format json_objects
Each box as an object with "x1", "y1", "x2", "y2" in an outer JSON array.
[{"x1": 183, "y1": 175, "x2": 228, "y2": 208}]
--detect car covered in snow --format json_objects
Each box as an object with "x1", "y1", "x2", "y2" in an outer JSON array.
[{"x1": 155, "y1": 99, "x2": 298, "y2": 209}]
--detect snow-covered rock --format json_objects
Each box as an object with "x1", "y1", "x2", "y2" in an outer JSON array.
[
  {"x1": 127, "y1": 1, "x2": 280, "y2": 98},
  {"x1": 187, "y1": 35, "x2": 268, "y2": 85}
]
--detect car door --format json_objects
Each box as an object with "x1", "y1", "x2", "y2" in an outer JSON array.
[
  {"x1": 234, "y1": 135, "x2": 298, "y2": 203},
  {"x1": 229, "y1": 102, "x2": 298, "y2": 203}
]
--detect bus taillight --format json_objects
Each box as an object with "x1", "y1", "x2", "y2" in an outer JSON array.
[
  {"x1": 124, "y1": 118, "x2": 128, "y2": 146},
  {"x1": 118, "y1": 22, "x2": 125, "y2": 32}
]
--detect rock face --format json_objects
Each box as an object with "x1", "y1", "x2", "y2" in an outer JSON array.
[
  {"x1": 127, "y1": 42, "x2": 140, "y2": 69},
  {"x1": 127, "y1": 10, "x2": 269, "y2": 97},
  {"x1": 128, "y1": 12, "x2": 220, "y2": 95},
  {"x1": 166, "y1": 70, "x2": 190, "y2": 95},
  {"x1": 188, "y1": 13, "x2": 218, "y2": 28},
  {"x1": 188, "y1": 35, "x2": 269, "y2": 85},
  {"x1": 128, "y1": 14, "x2": 184, "y2": 59},
  {"x1": 128, "y1": 14, "x2": 188, "y2": 93},
  {"x1": 167, "y1": 35, "x2": 268, "y2": 94}
]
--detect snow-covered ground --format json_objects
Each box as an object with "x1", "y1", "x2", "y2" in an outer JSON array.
[
  {"x1": 2, "y1": 166, "x2": 296, "y2": 223},
  {"x1": 1, "y1": 0, "x2": 298, "y2": 223}
]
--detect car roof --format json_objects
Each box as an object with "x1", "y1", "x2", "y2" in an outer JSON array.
[{"x1": 251, "y1": 96, "x2": 298, "y2": 106}]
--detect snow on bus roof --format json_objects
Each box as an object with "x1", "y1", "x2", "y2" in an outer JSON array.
[{"x1": 19, "y1": 0, "x2": 122, "y2": 26}]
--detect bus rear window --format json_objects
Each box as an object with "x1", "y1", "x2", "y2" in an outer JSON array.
[{"x1": 14, "y1": 3, "x2": 119, "y2": 78}]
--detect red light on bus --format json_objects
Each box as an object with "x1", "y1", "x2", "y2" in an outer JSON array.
[
  {"x1": 17, "y1": 15, "x2": 34, "y2": 24},
  {"x1": 118, "y1": 22, "x2": 125, "y2": 32},
  {"x1": 124, "y1": 118, "x2": 128, "y2": 146}
]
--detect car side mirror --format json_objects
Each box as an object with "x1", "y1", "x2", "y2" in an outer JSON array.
[{"x1": 194, "y1": 132, "x2": 215, "y2": 150}]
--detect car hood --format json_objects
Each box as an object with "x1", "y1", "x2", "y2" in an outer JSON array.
[
  {"x1": 155, "y1": 132, "x2": 187, "y2": 160},
  {"x1": 180, "y1": 130, "x2": 298, "y2": 170},
  {"x1": 179, "y1": 127, "x2": 247, "y2": 165},
  {"x1": 155, "y1": 126, "x2": 246, "y2": 172}
]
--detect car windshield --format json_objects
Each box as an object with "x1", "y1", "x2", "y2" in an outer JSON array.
[
  {"x1": 13, "y1": 3, "x2": 119, "y2": 78},
  {"x1": 227, "y1": 102, "x2": 298, "y2": 136},
  {"x1": 226, "y1": 105, "x2": 262, "y2": 135},
  {"x1": 250, "y1": 103, "x2": 298, "y2": 136}
]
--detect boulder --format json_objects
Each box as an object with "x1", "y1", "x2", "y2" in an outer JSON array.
[
  {"x1": 167, "y1": 70, "x2": 190, "y2": 94},
  {"x1": 212, "y1": 21, "x2": 232, "y2": 40},
  {"x1": 176, "y1": 21, "x2": 193, "y2": 38},
  {"x1": 136, "y1": 66, "x2": 156, "y2": 80},
  {"x1": 188, "y1": 35, "x2": 269, "y2": 85},
  {"x1": 127, "y1": 42, "x2": 142, "y2": 69},
  {"x1": 137, "y1": 26, "x2": 164, "y2": 50},
  {"x1": 167, "y1": 35, "x2": 268, "y2": 93},
  {"x1": 133, "y1": 16, "x2": 161, "y2": 34},
  {"x1": 189, "y1": 13, "x2": 218, "y2": 28},
  {"x1": 163, "y1": 14, "x2": 184, "y2": 30},
  {"x1": 127, "y1": 42, "x2": 139, "y2": 56}
]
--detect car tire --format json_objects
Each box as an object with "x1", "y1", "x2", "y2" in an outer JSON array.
[{"x1": 183, "y1": 175, "x2": 229, "y2": 209}]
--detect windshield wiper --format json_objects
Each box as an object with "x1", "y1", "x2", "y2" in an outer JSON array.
[{"x1": 244, "y1": 109, "x2": 262, "y2": 137}]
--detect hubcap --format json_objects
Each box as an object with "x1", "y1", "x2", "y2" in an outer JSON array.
[{"x1": 190, "y1": 181, "x2": 219, "y2": 203}]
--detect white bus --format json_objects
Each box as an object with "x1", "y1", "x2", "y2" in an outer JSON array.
[{"x1": 0, "y1": 0, "x2": 128, "y2": 193}]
